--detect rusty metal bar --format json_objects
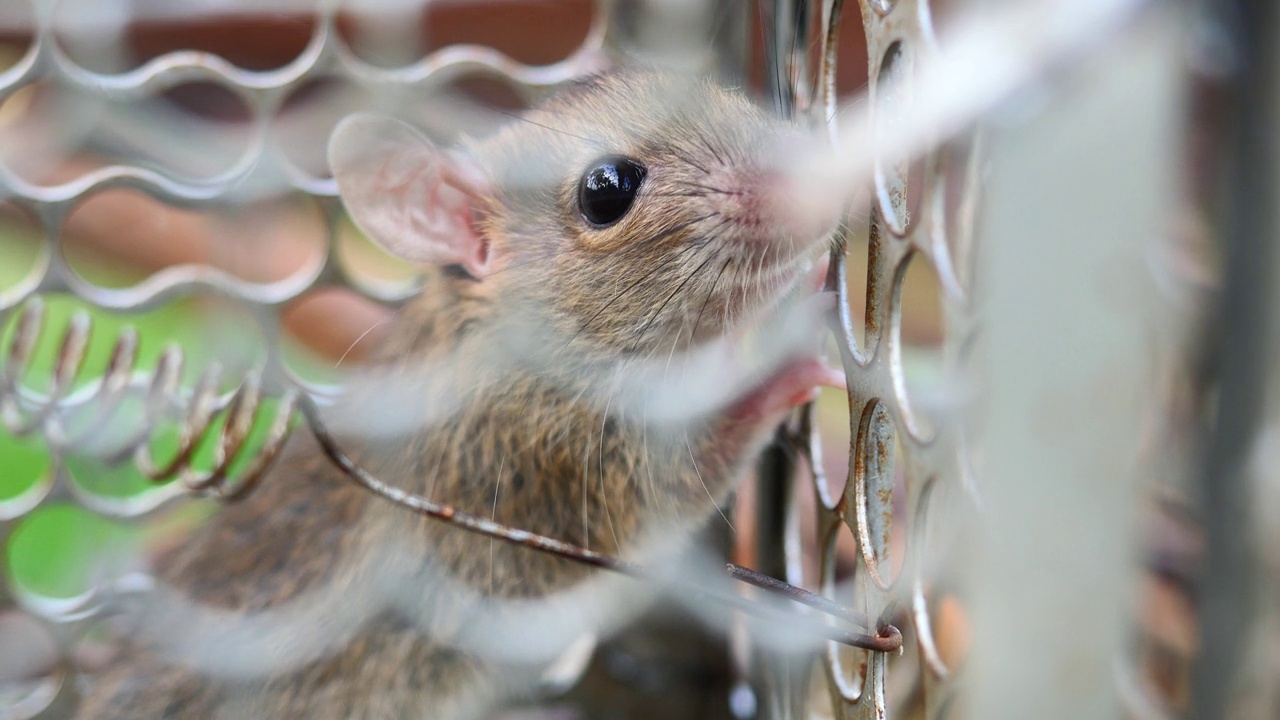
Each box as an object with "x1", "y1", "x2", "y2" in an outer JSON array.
[{"x1": 300, "y1": 395, "x2": 901, "y2": 654}]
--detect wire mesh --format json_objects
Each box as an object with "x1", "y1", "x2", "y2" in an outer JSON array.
[
  {"x1": 1, "y1": 1, "x2": 1269, "y2": 719},
  {"x1": 0, "y1": 1, "x2": 1004, "y2": 718},
  {"x1": 0, "y1": 4, "x2": 601, "y2": 718}
]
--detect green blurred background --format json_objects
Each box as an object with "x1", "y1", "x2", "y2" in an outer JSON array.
[{"x1": 0, "y1": 222, "x2": 296, "y2": 606}]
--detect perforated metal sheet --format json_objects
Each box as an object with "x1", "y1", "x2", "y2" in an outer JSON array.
[
  {"x1": 5, "y1": 2, "x2": 968, "y2": 718},
  {"x1": 774, "y1": 2, "x2": 976, "y2": 718},
  {"x1": 0, "y1": 1, "x2": 1222, "y2": 719}
]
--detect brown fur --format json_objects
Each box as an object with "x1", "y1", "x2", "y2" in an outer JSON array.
[{"x1": 76, "y1": 71, "x2": 830, "y2": 719}]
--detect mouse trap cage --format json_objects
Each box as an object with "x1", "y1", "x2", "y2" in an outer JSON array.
[{"x1": 1, "y1": 1, "x2": 1277, "y2": 719}]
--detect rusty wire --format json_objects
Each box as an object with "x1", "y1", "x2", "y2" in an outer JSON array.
[{"x1": 301, "y1": 395, "x2": 903, "y2": 653}]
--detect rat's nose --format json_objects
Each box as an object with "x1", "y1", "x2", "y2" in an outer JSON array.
[
  {"x1": 709, "y1": 163, "x2": 838, "y2": 254},
  {"x1": 761, "y1": 165, "x2": 841, "y2": 248},
  {"x1": 706, "y1": 124, "x2": 840, "y2": 253},
  {"x1": 762, "y1": 129, "x2": 843, "y2": 248}
]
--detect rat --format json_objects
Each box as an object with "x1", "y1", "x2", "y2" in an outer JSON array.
[{"x1": 73, "y1": 68, "x2": 842, "y2": 720}]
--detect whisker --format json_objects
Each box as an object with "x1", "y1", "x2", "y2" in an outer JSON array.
[
  {"x1": 489, "y1": 452, "x2": 507, "y2": 596},
  {"x1": 484, "y1": 231, "x2": 683, "y2": 283},
  {"x1": 669, "y1": 147, "x2": 711, "y2": 175},
  {"x1": 630, "y1": 249, "x2": 720, "y2": 352},
  {"x1": 598, "y1": 393, "x2": 621, "y2": 552},
  {"x1": 663, "y1": 326, "x2": 682, "y2": 379},
  {"x1": 695, "y1": 132, "x2": 728, "y2": 167},
  {"x1": 685, "y1": 433, "x2": 734, "y2": 531},
  {"x1": 641, "y1": 404, "x2": 658, "y2": 515},
  {"x1": 478, "y1": 249, "x2": 562, "y2": 280},
  {"x1": 692, "y1": 258, "x2": 732, "y2": 342},
  {"x1": 581, "y1": 437, "x2": 591, "y2": 550},
  {"x1": 691, "y1": 130, "x2": 721, "y2": 166},
  {"x1": 491, "y1": 109, "x2": 597, "y2": 144},
  {"x1": 557, "y1": 239, "x2": 703, "y2": 356},
  {"x1": 748, "y1": 246, "x2": 771, "y2": 386},
  {"x1": 721, "y1": 258, "x2": 745, "y2": 334},
  {"x1": 695, "y1": 215, "x2": 733, "y2": 247},
  {"x1": 335, "y1": 318, "x2": 391, "y2": 368},
  {"x1": 674, "y1": 181, "x2": 740, "y2": 196}
]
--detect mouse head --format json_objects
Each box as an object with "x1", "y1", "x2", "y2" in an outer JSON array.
[{"x1": 329, "y1": 71, "x2": 835, "y2": 358}]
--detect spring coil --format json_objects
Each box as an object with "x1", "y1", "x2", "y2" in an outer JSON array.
[{"x1": 0, "y1": 297, "x2": 297, "y2": 502}]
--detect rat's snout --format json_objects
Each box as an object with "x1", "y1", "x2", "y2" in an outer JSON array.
[
  {"x1": 707, "y1": 158, "x2": 839, "y2": 259},
  {"x1": 764, "y1": 130, "x2": 844, "y2": 249},
  {"x1": 705, "y1": 166, "x2": 772, "y2": 234},
  {"x1": 691, "y1": 124, "x2": 841, "y2": 263},
  {"x1": 762, "y1": 165, "x2": 842, "y2": 250}
]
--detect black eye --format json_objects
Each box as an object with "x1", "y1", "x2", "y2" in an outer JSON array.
[{"x1": 578, "y1": 156, "x2": 646, "y2": 227}]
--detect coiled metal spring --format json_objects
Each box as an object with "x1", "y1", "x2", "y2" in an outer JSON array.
[{"x1": 1, "y1": 297, "x2": 297, "y2": 506}]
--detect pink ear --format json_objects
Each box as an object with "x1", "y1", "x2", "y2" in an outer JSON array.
[{"x1": 328, "y1": 113, "x2": 491, "y2": 276}]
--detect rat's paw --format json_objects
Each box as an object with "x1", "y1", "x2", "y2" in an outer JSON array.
[
  {"x1": 728, "y1": 357, "x2": 845, "y2": 427},
  {"x1": 695, "y1": 356, "x2": 843, "y2": 488}
]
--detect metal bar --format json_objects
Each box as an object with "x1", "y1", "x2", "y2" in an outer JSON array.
[
  {"x1": 300, "y1": 397, "x2": 901, "y2": 654},
  {"x1": 1189, "y1": 1, "x2": 1278, "y2": 717}
]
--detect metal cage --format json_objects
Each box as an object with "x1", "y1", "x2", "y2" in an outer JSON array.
[{"x1": 1, "y1": 1, "x2": 1276, "y2": 719}]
